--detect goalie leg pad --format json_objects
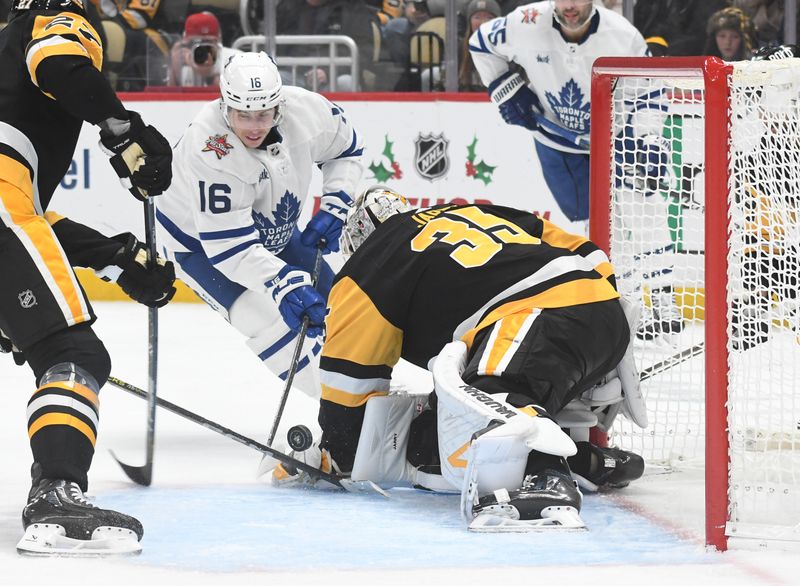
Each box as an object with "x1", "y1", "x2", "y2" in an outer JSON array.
[
  {"x1": 432, "y1": 342, "x2": 577, "y2": 492},
  {"x1": 350, "y1": 393, "x2": 428, "y2": 486}
]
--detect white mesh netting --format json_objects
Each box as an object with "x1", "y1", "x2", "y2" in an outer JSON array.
[{"x1": 601, "y1": 58, "x2": 800, "y2": 542}]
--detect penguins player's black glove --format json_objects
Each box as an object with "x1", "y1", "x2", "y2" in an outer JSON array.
[
  {"x1": 110, "y1": 233, "x2": 177, "y2": 308},
  {"x1": 99, "y1": 111, "x2": 173, "y2": 201}
]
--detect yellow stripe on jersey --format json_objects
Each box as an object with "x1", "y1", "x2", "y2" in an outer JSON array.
[
  {"x1": 0, "y1": 159, "x2": 89, "y2": 325},
  {"x1": 28, "y1": 412, "x2": 97, "y2": 446},
  {"x1": 540, "y1": 217, "x2": 590, "y2": 252},
  {"x1": 33, "y1": 380, "x2": 100, "y2": 410},
  {"x1": 126, "y1": 0, "x2": 160, "y2": 22},
  {"x1": 143, "y1": 28, "x2": 170, "y2": 56},
  {"x1": 460, "y1": 279, "x2": 619, "y2": 349},
  {"x1": 44, "y1": 210, "x2": 66, "y2": 225},
  {"x1": 27, "y1": 13, "x2": 104, "y2": 87},
  {"x1": 478, "y1": 310, "x2": 539, "y2": 376},
  {"x1": 321, "y1": 385, "x2": 387, "y2": 408},
  {"x1": 323, "y1": 276, "x2": 403, "y2": 367}
]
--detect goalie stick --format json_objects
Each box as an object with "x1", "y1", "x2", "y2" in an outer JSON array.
[{"x1": 106, "y1": 376, "x2": 390, "y2": 496}]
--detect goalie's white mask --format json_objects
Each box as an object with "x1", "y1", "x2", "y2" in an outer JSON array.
[{"x1": 341, "y1": 185, "x2": 415, "y2": 257}]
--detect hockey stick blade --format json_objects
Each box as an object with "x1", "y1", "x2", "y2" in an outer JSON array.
[
  {"x1": 640, "y1": 341, "x2": 705, "y2": 382},
  {"x1": 107, "y1": 376, "x2": 346, "y2": 490},
  {"x1": 109, "y1": 451, "x2": 152, "y2": 487}
]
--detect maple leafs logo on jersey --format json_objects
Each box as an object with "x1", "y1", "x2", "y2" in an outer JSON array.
[
  {"x1": 545, "y1": 79, "x2": 591, "y2": 134},
  {"x1": 202, "y1": 134, "x2": 234, "y2": 159},
  {"x1": 465, "y1": 137, "x2": 496, "y2": 185},
  {"x1": 252, "y1": 190, "x2": 301, "y2": 252}
]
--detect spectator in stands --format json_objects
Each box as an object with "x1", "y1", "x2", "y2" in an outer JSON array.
[
  {"x1": 275, "y1": 0, "x2": 378, "y2": 91},
  {"x1": 705, "y1": 7, "x2": 757, "y2": 61},
  {"x1": 632, "y1": 0, "x2": 731, "y2": 57},
  {"x1": 733, "y1": 0, "x2": 800, "y2": 49},
  {"x1": 167, "y1": 12, "x2": 240, "y2": 87},
  {"x1": 459, "y1": 0, "x2": 501, "y2": 91},
  {"x1": 384, "y1": 0, "x2": 432, "y2": 66}
]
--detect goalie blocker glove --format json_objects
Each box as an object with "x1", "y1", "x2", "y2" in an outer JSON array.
[
  {"x1": 97, "y1": 233, "x2": 177, "y2": 308},
  {"x1": 99, "y1": 111, "x2": 173, "y2": 201},
  {"x1": 301, "y1": 191, "x2": 353, "y2": 254},
  {"x1": 266, "y1": 265, "x2": 326, "y2": 337},
  {"x1": 488, "y1": 72, "x2": 540, "y2": 131}
]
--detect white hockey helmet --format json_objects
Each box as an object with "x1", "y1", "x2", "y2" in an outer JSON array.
[
  {"x1": 341, "y1": 185, "x2": 415, "y2": 256},
  {"x1": 220, "y1": 51, "x2": 284, "y2": 125}
]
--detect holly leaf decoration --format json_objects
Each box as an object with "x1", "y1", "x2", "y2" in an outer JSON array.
[
  {"x1": 467, "y1": 137, "x2": 478, "y2": 163},
  {"x1": 382, "y1": 136, "x2": 395, "y2": 160},
  {"x1": 369, "y1": 161, "x2": 395, "y2": 183},
  {"x1": 474, "y1": 160, "x2": 496, "y2": 185}
]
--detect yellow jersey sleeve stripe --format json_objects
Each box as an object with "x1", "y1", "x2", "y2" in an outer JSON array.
[
  {"x1": 35, "y1": 380, "x2": 100, "y2": 409},
  {"x1": 477, "y1": 311, "x2": 539, "y2": 376},
  {"x1": 26, "y1": 36, "x2": 90, "y2": 87},
  {"x1": 323, "y1": 276, "x2": 403, "y2": 367},
  {"x1": 28, "y1": 412, "x2": 97, "y2": 446},
  {"x1": 321, "y1": 385, "x2": 387, "y2": 408},
  {"x1": 44, "y1": 210, "x2": 66, "y2": 225},
  {"x1": 540, "y1": 217, "x2": 589, "y2": 251}
]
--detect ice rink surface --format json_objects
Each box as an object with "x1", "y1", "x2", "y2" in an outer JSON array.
[{"x1": 0, "y1": 302, "x2": 798, "y2": 585}]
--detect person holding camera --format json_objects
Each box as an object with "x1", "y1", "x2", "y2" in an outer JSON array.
[{"x1": 168, "y1": 11, "x2": 240, "y2": 87}]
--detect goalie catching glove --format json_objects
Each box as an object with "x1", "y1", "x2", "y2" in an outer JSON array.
[
  {"x1": 96, "y1": 233, "x2": 177, "y2": 308},
  {"x1": 99, "y1": 111, "x2": 173, "y2": 201}
]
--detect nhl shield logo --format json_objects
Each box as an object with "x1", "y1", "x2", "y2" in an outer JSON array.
[
  {"x1": 18, "y1": 289, "x2": 36, "y2": 309},
  {"x1": 414, "y1": 133, "x2": 450, "y2": 181}
]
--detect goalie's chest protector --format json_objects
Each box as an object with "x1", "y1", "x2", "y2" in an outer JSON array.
[{"x1": 338, "y1": 204, "x2": 615, "y2": 368}]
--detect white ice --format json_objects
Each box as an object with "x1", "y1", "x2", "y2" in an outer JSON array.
[{"x1": 0, "y1": 302, "x2": 798, "y2": 585}]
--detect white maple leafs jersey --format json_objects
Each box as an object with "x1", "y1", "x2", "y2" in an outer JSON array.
[
  {"x1": 156, "y1": 87, "x2": 364, "y2": 292},
  {"x1": 469, "y1": 1, "x2": 648, "y2": 154}
]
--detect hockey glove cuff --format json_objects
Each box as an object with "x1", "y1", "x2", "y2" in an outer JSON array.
[
  {"x1": 99, "y1": 111, "x2": 173, "y2": 200},
  {"x1": 106, "y1": 233, "x2": 177, "y2": 308},
  {"x1": 488, "y1": 72, "x2": 540, "y2": 131},
  {"x1": 300, "y1": 191, "x2": 354, "y2": 253},
  {"x1": 270, "y1": 443, "x2": 343, "y2": 489},
  {"x1": 266, "y1": 265, "x2": 326, "y2": 337}
]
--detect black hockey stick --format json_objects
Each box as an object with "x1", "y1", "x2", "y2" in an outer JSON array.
[
  {"x1": 111, "y1": 198, "x2": 159, "y2": 486},
  {"x1": 266, "y1": 243, "x2": 325, "y2": 447},
  {"x1": 639, "y1": 341, "x2": 705, "y2": 382},
  {"x1": 106, "y1": 376, "x2": 346, "y2": 489}
]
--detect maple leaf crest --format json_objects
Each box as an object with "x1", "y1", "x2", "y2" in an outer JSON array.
[
  {"x1": 544, "y1": 79, "x2": 592, "y2": 133},
  {"x1": 368, "y1": 134, "x2": 403, "y2": 183},
  {"x1": 252, "y1": 190, "x2": 301, "y2": 252},
  {"x1": 465, "y1": 136, "x2": 496, "y2": 186}
]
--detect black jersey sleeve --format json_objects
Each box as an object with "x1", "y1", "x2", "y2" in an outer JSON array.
[{"x1": 45, "y1": 212, "x2": 123, "y2": 270}]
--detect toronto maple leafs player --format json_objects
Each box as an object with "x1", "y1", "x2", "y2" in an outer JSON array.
[
  {"x1": 469, "y1": 0, "x2": 661, "y2": 225},
  {"x1": 156, "y1": 52, "x2": 364, "y2": 395}
]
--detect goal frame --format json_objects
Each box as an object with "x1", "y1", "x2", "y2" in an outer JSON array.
[{"x1": 589, "y1": 56, "x2": 733, "y2": 551}]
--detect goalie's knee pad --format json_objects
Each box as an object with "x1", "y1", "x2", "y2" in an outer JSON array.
[{"x1": 567, "y1": 442, "x2": 645, "y2": 492}]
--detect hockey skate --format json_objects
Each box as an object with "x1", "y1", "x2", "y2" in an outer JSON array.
[
  {"x1": 568, "y1": 442, "x2": 645, "y2": 492},
  {"x1": 17, "y1": 479, "x2": 143, "y2": 556},
  {"x1": 636, "y1": 286, "x2": 684, "y2": 340},
  {"x1": 468, "y1": 468, "x2": 586, "y2": 533}
]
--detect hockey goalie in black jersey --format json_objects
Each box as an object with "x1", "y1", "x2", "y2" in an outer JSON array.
[
  {"x1": 0, "y1": 0, "x2": 176, "y2": 555},
  {"x1": 270, "y1": 186, "x2": 648, "y2": 532}
]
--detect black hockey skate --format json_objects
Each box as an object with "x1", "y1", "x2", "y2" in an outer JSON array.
[
  {"x1": 17, "y1": 479, "x2": 143, "y2": 556},
  {"x1": 469, "y1": 468, "x2": 585, "y2": 532},
  {"x1": 568, "y1": 442, "x2": 645, "y2": 492}
]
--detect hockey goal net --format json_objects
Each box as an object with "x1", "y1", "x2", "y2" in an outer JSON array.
[{"x1": 590, "y1": 56, "x2": 800, "y2": 551}]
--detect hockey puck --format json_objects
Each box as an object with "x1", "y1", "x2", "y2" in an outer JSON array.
[{"x1": 287, "y1": 425, "x2": 313, "y2": 451}]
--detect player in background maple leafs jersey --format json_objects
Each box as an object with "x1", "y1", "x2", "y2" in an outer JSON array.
[
  {"x1": 469, "y1": 1, "x2": 655, "y2": 226},
  {"x1": 156, "y1": 52, "x2": 364, "y2": 397}
]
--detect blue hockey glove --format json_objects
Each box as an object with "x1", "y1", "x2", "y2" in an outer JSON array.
[
  {"x1": 301, "y1": 191, "x2": 353, "y2": 253},
  {"x1": 614, "y1": 133, "x2": 672, "y2": 193},
  {"x1": 488, "y1": 72, "x2": 540, "y2": 131},
  {"x1": 267, "y1": 265, "x2": 326, "y2": 337}
]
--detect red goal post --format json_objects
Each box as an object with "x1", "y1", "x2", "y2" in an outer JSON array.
[{"x1": 589, "y1": 56, "x2": 800, "y2": 552}]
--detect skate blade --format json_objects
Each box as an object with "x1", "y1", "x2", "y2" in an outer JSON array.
[
  {"x1": 468, "y1": 506, "x2": 587, "y2": 533},
  {"x1": 16, "y1": 523, "x2": 142, "y2": 556}
]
